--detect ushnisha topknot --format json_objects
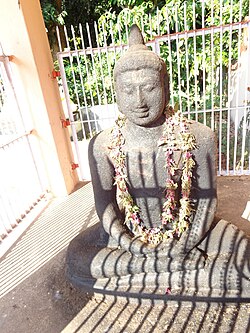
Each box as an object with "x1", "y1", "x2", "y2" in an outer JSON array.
[
  {"x1": 114, "y1": 24, "x2": 167, "y2": 80},
  {"x1": 128, "y1": 24, "x2": 146, "y2": 48}
]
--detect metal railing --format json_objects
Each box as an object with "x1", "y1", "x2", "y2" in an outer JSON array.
[
  {"x1": 0, "y1": 55, "x2": 49, "y2": 253},
  {"x1": 56, "y1": 0, "x2": 250, "y2": 179}
]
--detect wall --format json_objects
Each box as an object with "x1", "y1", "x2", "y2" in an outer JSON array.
[{"x1": 0, "y1": 0, "x2": 79, "y2": 196}]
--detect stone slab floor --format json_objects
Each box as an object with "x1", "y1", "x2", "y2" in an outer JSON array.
[{"x1": 0, "y1": 176, "x2": 249, "y2": 333}]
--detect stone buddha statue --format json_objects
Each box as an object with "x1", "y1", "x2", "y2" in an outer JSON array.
[
  {"x1": 89, "y1": 25, "x2": 217, "y2": 256},
  {"x1": 66, "y1": 25, "x2": 249, "y2": 295}
]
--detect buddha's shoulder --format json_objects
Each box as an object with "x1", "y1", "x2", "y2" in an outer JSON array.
[
  {"x1": 189, "y1": 120, "x2": 215, "y2": 142},
  {"x1": 89, "y1": 128, "x2": 113, "y2": 152}
]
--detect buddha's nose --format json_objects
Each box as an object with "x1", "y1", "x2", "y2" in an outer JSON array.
[{"x1": 136, "y1": 87, "x2": 145, "y2": 106}]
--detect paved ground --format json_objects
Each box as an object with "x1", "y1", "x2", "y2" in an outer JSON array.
[{"x1": 0, "y1": 176, "x2": 249, "y2": 333}]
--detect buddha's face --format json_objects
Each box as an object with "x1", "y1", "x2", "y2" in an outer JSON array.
[{"x1": 115, "y1": 68, "x2": 166, "y2": 126}]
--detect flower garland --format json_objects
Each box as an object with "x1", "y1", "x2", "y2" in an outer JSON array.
[{"x1": 109, "y1": 110, "x2": 196, "y2": 245}]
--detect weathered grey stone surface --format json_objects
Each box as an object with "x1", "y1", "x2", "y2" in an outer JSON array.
[
  {"x1": 67, "y1": 220, "x2": 250, "y2": 298},
  {"x1": 66, "y1": 25, "x2": 250, "y2": 297}
]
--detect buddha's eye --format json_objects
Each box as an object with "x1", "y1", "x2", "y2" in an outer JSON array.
[
  {"x1": 123, "y1": 87, "x2": 133, "y2": 94},
  {"x1": 144, "y1": 84, "x2": 155, "y2": 92}
]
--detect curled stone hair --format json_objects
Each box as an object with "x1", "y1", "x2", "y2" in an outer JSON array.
[{"x1": 114, "y1": 24, "x2": 167, "y2": 79}]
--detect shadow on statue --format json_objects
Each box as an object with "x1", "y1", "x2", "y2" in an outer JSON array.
[
  {"x1": 66, "y1": 24, "x2": 250, "y2": 300},
  {"x1": 67, "y1": 158, "x2": 250, "y2": 301},
  {"x1": 66, "y1": 148, "x2": 250, "y2": 299}
]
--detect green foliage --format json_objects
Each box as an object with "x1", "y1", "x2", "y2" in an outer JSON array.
[
  {"x1": 96, "y1": 0, "x2": 249, "y2": 113},
  {"x1": 105, "y1": 0, "x2": 164, "y2": 10},
  {"x1": 60, "y1": 1, "x2": 249, "y2": 115},
  {"x1": 50, "y1": 0, "x2": 249, "y2": 171},
  {"x1": 61, "y1": 50, "x2": 119, "y2": 107},
  {"x1": 40, "y1": 0, "x2": 118, "y2": 55},
  {"x1": 41, "y1": 1, "x2": 67, "y2": 27}
]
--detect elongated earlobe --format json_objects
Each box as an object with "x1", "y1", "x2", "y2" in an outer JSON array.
[{"x1": 164, "y1": 72, "x2": 170, "y2": 106}]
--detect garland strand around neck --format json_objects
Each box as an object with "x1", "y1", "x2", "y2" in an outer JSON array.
[{"x1": 109, "y1": 110, "x2": 196, "y2": 245}]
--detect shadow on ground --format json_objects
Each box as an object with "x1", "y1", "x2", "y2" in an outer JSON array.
[
  {"x1": 0, "y1": 177, "x2": 249, "y2": 333},
  {"x1": 1, "y1": 247, "x2": 249, "y2": 333}
]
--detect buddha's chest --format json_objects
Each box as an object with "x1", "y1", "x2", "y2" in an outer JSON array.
[{"x1": 124, "y1": 145, "x2": 182, "y2": 193}]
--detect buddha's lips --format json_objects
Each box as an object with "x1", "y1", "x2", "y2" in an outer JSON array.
[{"x1": 134, "y1": 108, "x2": 149, "y2": 117}]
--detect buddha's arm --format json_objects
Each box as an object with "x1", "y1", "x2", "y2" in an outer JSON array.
[
  {"x1": 89, "y1": 132, "x2": 152, "y2": 255},
  {"x1": 176, "y1": 125, "x2": 217, "y2": 254}
]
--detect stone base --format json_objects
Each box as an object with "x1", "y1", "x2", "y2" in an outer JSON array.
[{"x1": 66, "y1": 220, "x2": 250, "y2": 299}]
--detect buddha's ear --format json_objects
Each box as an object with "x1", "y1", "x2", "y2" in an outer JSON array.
[{"x1": 164, "y1": 71, "x2": 170, "y2": 106}]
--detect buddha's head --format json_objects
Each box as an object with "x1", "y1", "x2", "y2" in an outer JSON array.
[{"x1": 114, "y1": 24, "x2": 170, "y2": 127}]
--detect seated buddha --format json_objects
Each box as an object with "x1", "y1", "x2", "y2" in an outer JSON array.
[{"x1": 66, "y1": 24, "x2": 218, "y2": 284}]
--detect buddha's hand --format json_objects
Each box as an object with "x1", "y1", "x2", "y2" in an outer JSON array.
[{"x1": 128, "y1": 236, "x2": 170, "y2": 256}]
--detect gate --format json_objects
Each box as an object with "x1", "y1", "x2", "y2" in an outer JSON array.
[
  {"x1": 0, "y1": 55, "x2": 49, "y2": 256},
  {"x1": 56, "y1": 0, "x2": 250, "y2": 180}
]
